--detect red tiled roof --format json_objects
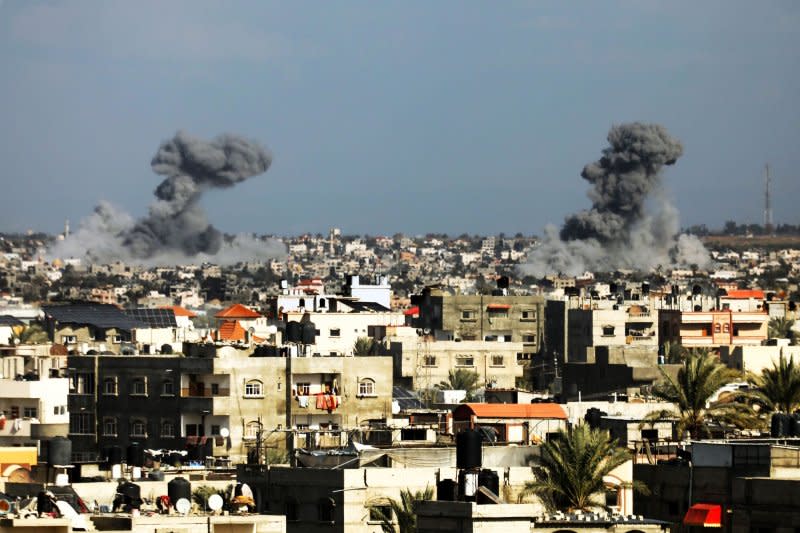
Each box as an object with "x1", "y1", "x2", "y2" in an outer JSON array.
[
  {"x1": 160, "y1": 305, "x2": 197, "y2": 318},
  {"x1": 453, "y1": 403, "x2": 567, "y2": 420},
  {"x1": 215, "y1": 303, "x2": 262, "y2": 319},
  {"x1": 725, "y1": 289, "x2": 765, "y2": 299},
  {"x1": 487, "y1": 303, "x2": 512, "y2": 310},
  {"x1": 217, "y1": 320, "x2": 247, "y2": 342}
]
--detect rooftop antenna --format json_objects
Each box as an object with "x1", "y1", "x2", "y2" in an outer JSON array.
[{"x1": 764, "y1": 164, "x2": 773, "y2": 235}]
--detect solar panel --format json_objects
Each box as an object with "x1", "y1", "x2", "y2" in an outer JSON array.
[
  {"x1": 127, "y1": 308, "x2": 178, "y2": 328},
  {"x1": 43, "y1": 303, "x2": 148, "y2": 331}
]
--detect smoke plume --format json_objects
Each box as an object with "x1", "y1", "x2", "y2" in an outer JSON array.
[
  {"x1": 48, "y1": 131, "x2": 286, "y2": 266},
  {"x1": 522, "y1": 122, "x2": 709, "y2": 277}
]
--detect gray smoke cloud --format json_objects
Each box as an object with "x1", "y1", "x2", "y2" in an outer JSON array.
[
  {"x1": 48, "y1": 131, "x2": 286, "y2": 266},
  {"x1": 521, "y1": 122, "x2": 710, "y2": 277}
]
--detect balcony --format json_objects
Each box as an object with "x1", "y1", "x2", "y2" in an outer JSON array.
[
  {"x1": 181, "y1": 387, "x2": 230, "y2": 398},
  {"x1": 0, "y1": 418, "x2": 33, "y2": 438}
]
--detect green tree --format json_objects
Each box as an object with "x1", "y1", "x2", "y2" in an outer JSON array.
[
  {"x1": 353, "y1": 337, "x2": 375, "y2": 356},
  {"x1": 662, "y1": 341, "x2": 687, "y2": 364},
  {"x1": 767, "y1": 317, "x2": 796, "y2": 345},
  {"x1": 375, "y1": 486, "x2": 434, "y2": 533},
  {"x1": 436, "y1": 368, "x2": 482, "y2": 401},
  {"x1": 750, "y1": 354, "x2": 800, "y2": 414},
  {"x1": 14, "y1": 323, "x2": 49, "y2": 344},
  {"x1": 521, "y1": 424, "x2": 640, "y2": 512},
  {"x1": 643, "y1": 351, "x2": 757, "y2": 439}
]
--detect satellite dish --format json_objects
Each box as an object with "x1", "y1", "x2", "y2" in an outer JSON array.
[
  {"x1": 0, "y1": 498, "x2": 10, "y2": 515},
  {"x1": 208, "y1": 494, "x2": 223, "y2": 512},
  {"x1": 55, "y1": 500, "x2": 89, "y2": 531},
  {"x1": 240, "y1": 483, "x2": 253, "y2": 499},
  {"x1": 220, "y1": 427, "x2": 230, "y2": 438},
  {"x1": 175, "y1": 498, "x2": 191, "y2": 515}
]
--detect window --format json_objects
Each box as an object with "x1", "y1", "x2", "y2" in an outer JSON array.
[
  {"x1": 423, "y1": 354, "x2": 436, "y2": 367},
  {"x1": 461, "y1": 310, "x2": 476, "y2": 321},
  {"x1": 61, "y1": 335, "x2": 77, "y2": 344},
  {"x1": 318, "y1": 498, "x2": 335, "y2": 523},
  {"x1": 69, "y1": 413, "x2": 94, "y2": 434},
  {"x1": 522, "y1": 334, "x2": 536, "y2": 343},
  {"x1": 23, "y1": 406, "x2": 38, "y2": 418},
  {"x1": 602, "y1": 325, "x2": 615, "y2": 337},
  {"x1": 111, "y1": 335, "x2": 122, "y2": 344},
  {"x1": 296, "y1": 382, "x2": 311, "y2": 396},
  {"x1": 53, "y1": 405, "x2": 66, "y2": 416},
  {"x1": 161, "y1": 420, "x2": 175, "y2": 438},
  {"x1": 244, "y1": 380, "x2": 263, "y2": 398},
  {"x1": 162, "y1": 379, "x2": 174, "y2": 396},
  {"x1": 456, "y1": 354, "x2": 475, "y2": 367},
  {"x1": 723, "y1": 324, "x2": 730, "y2": 333},
  {"x1": 369, "y1": 505, "x2": 392, "y2": 523},
  {"x1": 102, "y1": 417, "x2": 117, "y2": 436},
  {"x1": 71, "y1": 373, "x2": 94, "y2": 395},
  {"x1": 211, "y1": 383, "x2": 219, "y2": 395},
  {"x1": 521, "y1": 310, "x2": 537, "y2": 321},
  {"x1": 102, "y1": 377, "x2": 118, "y2": 395},
  {"x1": 244, "y1": 421, "x2": 261, "y2": 440},
  {"x1": 329, "y1": 328, "x2": 341, "y2": 337},
  {"x1": 10, "y1": 406, "x2": 19, "y2": 419},
  {"x1": 285, "y1": 500, "x2": 299, "y2": 522},
  {"x1": 488, "y1": 309, "x2": 508, "y2": 318},
  {"x1": 491, "y1": 355, "x2": 504, "y2": 367},
  {"x1": 358, "y1": 378, "x2": 376, "y2": 397},
  {"x1": 714, "y1": 323, "x2": 721, "y2": 333},
  {"x1": 211, "y1": 424, "x2": 221, "y2": 435},
  {"x1": 130, "y1": 419, "x2": 147, "y2": 437},
  {"x1": 130, "y1": 377, "x2": 147, "y2": 396}
]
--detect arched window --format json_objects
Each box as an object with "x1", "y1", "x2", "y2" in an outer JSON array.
[
  {"x1": 319, "y1": 298, "x2": 326, "y2": 308},
  {"x1": 102, "y1": 377, "x2": 118, "y2": 395},
  {"x1": 244, "y1": 379, "x2": 263, "y2": 398},
  {"x1": 244, "y1": 421, "x2": 261, "y2": 440},
  {"x1": 299, "y1": 298, "x2": 306, "y2": 308},
  {"x1": 102, "y1": 417, "x2": 117, "y2": 436},
  {"x1": 130, "y1": 377, "x2": 147, "y2": 395},
  {"x1": 358, "y1": 378, "x2": 376, "y2": 397},
  {"x1": 161, "y1": 420, "x2": 175, "y2": 438},
  {"x1": 162, "y1": 378, "x2": 174, "y2": 396},
  {"x1": 130, "y1": 418, "x2": 147, "y2": 437}
]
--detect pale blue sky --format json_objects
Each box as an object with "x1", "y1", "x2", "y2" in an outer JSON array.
[{"x1": 1, "y1": 1, "x2": 798, "y2": 236}]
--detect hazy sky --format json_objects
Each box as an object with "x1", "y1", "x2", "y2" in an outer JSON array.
[{"x1": 1, "y1": 1, "x2": 798, "y2": 237}]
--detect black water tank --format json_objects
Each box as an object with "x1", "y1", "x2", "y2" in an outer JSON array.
[
  {"x1": 107, "y1": 446, "x2": 123, "y2": 464},
  {"x1": 437, "y1": 479, "x2": 458, "y2": 501},
  {"x1": 771, "y1": 413, "x2": 792, "y2": 437},
  {"x1": 302, "y1": 321, "x2": 317, "y2": 344},
  {"x1": 168, "y1": 452, "x2": 184, "y2": 467},
  {"x1": 286, "y1": 321, "x2": 302, "y2": 343},
  {"x1": 48, "y1": 436, "x2": 72, "y2": 466},
  {"x1": 584, "y1": 408, "x2": 607, "y2": 429},
  {"x1": 476, "y1": 469, "x2": 500, "y2": 504},
  {"x1": 456, "y1": 429, "x2": 482, "y2": 469},
  {"x1": 792, "y1": 413, "x2": 800, "y2": 437},
  {"x1": 127, "y1": 442, "x2": 144, "y2": 467},
  {"x1": 168, "y1": 477, "x2": 192, "y2": 507},
  {"x1": 118, "y1": 481, "x2": 141, "y2": 509}
]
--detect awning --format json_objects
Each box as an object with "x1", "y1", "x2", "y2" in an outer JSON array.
[
  {"x1": 683, "y1": 503, "x2": 722, "y2": 528},
  {"x1": 486, "y1": 303, "x2": 511, "y2": 310},
  {"x1": 404, "y1": 306, "x2": 420, "y2": 316}
]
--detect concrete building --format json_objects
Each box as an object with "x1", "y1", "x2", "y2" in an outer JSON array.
[
  {"x1": 451, "y1": 403, "x2": 568, "y2": 444},
  {"x1": 720, "y1": 344, "x2": 800, "y2": 374},
  {"x1": 659, "y1": 309, "x2": 768, "y2": 349},
  {"x1": 411, "y1": 288, "x2": 545, "y2": 363},
  {"x1": 0, "y1": 375, "x2": 69, "y2": 448},
  {"x1": 634, "y1": 439, "x2": 800, "y2": 532}
]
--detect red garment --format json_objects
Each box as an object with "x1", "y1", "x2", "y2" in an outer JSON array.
[{"x1": 315, "y1": 394, "x2": 325, "y2": 409}]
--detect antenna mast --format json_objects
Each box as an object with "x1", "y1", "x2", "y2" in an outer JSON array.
[{"x1": 763, "y1": 164, "x2": 773, "y2": 235}]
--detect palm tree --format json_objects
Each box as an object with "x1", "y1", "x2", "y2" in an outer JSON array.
[
  {"x1": 353, "y1": 337, "x2": 375, "y2": 356},
  {"x1": 643, "y1": 351, "x2": 758, "y2": 439},
  {"x1": 521, "y1": 424, "x2": 637, "y2": 512},
  {"x1": 750, "y1": 354, "x2": 800, "y2": 414},
  {"x1": 436, "y1": 368, "x2": 481, "y2": 401},
  {"x1": 375, "y1": 486, "x2": 434, "y2": 533},
  {"x1": 768, "y1": 317, "x2": 796, "y2": 345},
  {"x1": 662, "y1": 340, "x2": 687, "y2": 364}
]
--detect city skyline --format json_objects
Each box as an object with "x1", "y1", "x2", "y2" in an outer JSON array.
[{"x1": 1, "y1": 1, "x2": 798, "y2": 237}]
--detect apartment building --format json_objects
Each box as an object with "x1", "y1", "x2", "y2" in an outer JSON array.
[{"x1": 659, "y1": 308, "x2": 768, "y2": 348}]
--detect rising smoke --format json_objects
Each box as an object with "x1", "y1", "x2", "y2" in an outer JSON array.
[
  {"x1": 48, "y1": 131, "x2": 286, "y2": 266},
  {"x1": 521, "y1": 122, "x2": 710, "y2": 277}
]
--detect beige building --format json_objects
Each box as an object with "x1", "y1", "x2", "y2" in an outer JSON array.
[
  {"x1": 720, "y1": 343, "x2": 800, "y2": 374},
  {"x1": 567, "y1": 304, "x2": 658, "y2": 364},
  {"x1": 392, "y1": 329, "x2": 525, "y2": 392},
  {"x1": 210, "y1": 346, "x2": 394, "y2": 463},
  {"x1": 659, "y1": 309, "x2": 768, "y2": 349}
]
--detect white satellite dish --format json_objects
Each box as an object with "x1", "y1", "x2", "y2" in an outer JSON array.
[
  {"x1": 208, "y1": 493, "x2": 223, "y2": 512},
  {"x1": 240, "y1": 483, "x2": 253, "y2": 499},
  {"x1": 175, "y1": 497, "x2": 191, "y2": 515},
  {"x1": 220, "y1": 427, "x2": 230, "y2": 438}
]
